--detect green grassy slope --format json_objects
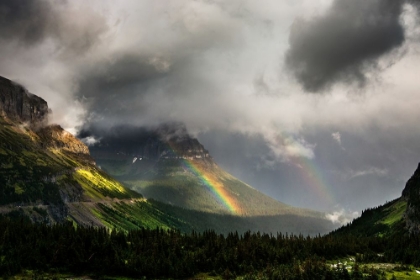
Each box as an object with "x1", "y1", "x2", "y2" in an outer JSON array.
[
  {"x1": 96, "y1": 156, "x2": 324, "y2": 219},
  {"x1": 0, "y1": 118, "x2": 65, "y2": 205},
  {"x1": 0, "y1": 118, "x2": 139, "y2": 204},
  {"x1": 92, "y1": 155, "x2": 336, "y2": 235},
  {"x1": 67, "y1": 199, "x2": 193, "y2": 232},
  {"x1": 332, "y1": 197, "x2": 407, "y2": 237},
  {"x1": 0, "y1": 117, "x2": 186, "y2": 231},
  {"x1": 0, "y1": 116, "x2": 334, "y2": 235}
]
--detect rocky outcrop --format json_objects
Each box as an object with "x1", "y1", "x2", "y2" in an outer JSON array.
[
  {"x1": 152, "y1": 123, "x2": 212, "y2": 161},
  {"x1": 89, "y1": 122, "x2": 212, "y2": 163},
  {"x1": 402, "y1": 163, "x2": 420, "y2": 234},
  {"x1": 0, "y1": 76, "x2": 49, "y2": 128},
  {"x1": 144, "y1": 132, "x2": 211, "y2": 162},
  {"x1": 0, "y1": 75, "x2": 94, "y2": 162},
  {"x1": 37, "y1": 125, "x2": 90, "y2": 155}
]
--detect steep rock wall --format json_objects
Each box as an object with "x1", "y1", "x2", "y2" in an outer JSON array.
[
  {"x1": 0, "y1": 76, "x2": 48, "y2": 128},
  {"x1": 402, "y1": 163, "x2": 420, "y2": 234}
]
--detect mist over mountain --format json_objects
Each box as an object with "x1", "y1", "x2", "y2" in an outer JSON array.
[
  {"x1": 81, "y1": 123, "x2": 334, "y2": 222},
  {"x1": 2, "y1": 1, "x2": 420, "y2": 278},
  {"x1": 1, "y1": 0, "x2": 420, "y2": 218},
  {"x1": 0, "y1": 76, "x2": 336, "y2": 234}
]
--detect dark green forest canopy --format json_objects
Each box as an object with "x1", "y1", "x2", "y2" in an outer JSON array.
[{"x1": 0, "y1": 215, "x2": 419, "y2": 279}]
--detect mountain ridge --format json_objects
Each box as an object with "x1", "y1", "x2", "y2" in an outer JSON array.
[
  {"x1": 332, "y1": 162, "x2": 420, "y2": 238},
  {"x1": 0, "y1": 76, "x2": 187, "y2": 231},
  {"x1": 0, "y1": 76, "x2": 48, "y2": 129},
  {"x1": 84, "y1": 124, "x2": 326, "y2": 219},
  {"x1": 0, "y1": 75, "x2": 335, "y2": 235}
]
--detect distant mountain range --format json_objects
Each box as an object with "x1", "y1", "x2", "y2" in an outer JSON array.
[
  {"x1": 1, "y1": 75, "x2": 336, "y2": 235},
  {"x1": 2, "y1": 74, "x2": 420, "y2": 238},
  {"x1": 84, "y1": 123, "x2": 325, "y2": 218}
]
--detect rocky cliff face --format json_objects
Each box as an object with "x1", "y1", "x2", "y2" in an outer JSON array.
[
  {"x1": 37, "y1": 125, "x2": 90, "y2": 155},
  {"x1": 0, "y1": 76, "x2": 142, "y2": 227},
  {"x1": 402, "y1": 163, "x2": 420, "y2": 234},
  {"x1": 0, "y1": 76, "x2": 49, "y2": 128},
  {"x1": 0, "y1": 76, "x2": 92, "y2": 159},
  {"x1": 147, "y1": 125, "x2": 211, "y2": 161},
  {"x1": 88, "y1": 123, "x2": 212, "y2": 163}
]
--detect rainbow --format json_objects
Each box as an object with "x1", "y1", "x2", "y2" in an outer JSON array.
[
  {"x1": 164, "y1": 142, "x2": 241, "y2": 214},
  {"x1": 180, "y1": 159, "x2": 240, "y2": 214},
  {"x1": 162, "y1": 130, "x2": 334, "y2": 214},
  {"x1": 292, "y1": 156, "x2": 334, "y2": 205},
  {"x1": 275, "y1": 131, "x2": 334, "y2": 206}
]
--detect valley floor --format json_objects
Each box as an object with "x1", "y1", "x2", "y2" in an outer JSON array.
[{"x1": 3, "y1": 264, "x2": 420, "y2": 280}]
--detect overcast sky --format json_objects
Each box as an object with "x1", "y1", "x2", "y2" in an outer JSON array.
[{"x1": 1, "y1": 0, "x2": 420, "y2": 222}]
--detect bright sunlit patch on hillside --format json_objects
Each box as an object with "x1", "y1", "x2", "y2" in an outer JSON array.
[{"x1": 75, "y1": 168, "x2": 130, "y2": 199}]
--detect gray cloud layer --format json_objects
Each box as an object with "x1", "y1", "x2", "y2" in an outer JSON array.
[
  {"x1": 0, "y1": 0, "x2": 108, "y2": 53},
  {"x1": 285, "y1": 0, "x2": 408, "y2": 92},
  {"x1": 1, "y1": 0, "x2": 420, "y2": 214},
  {"x1": 0, "y1": 0, "x2": 54, "y2": 45}
]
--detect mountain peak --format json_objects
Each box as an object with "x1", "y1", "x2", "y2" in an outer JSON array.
[
  {"x1": 0, "y1": 76, "x2": 49, "y2": 129},
  {"x1": 0, "y1": 76, "x2": 334, "y2": 234},
  {"x1": 154, "y1": 123, "x2": 212, "y2": 162},
  {"x1": 88, "y1": 123, "x2": 328, "y2": 219},
  {"x1": 0, "y1": 76, "x2": 92, "y2": 162},
  {"x1": 84, "y1": 123, "x2": 212, "y2": 163},
  {"x1": 155, "y1": 122, "x2": 189, "y2": 140}
]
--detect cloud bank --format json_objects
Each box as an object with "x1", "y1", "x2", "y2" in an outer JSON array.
[
  {"x1": 284, "y1": 0, "x2": 420, "y2": 92},
  {"x1": 1, "y1": 0, "x2": 420, "y2": 212}
]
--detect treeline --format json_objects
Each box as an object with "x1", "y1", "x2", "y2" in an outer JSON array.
[{"x1": 0, "y1": 216, "x2": 419, "y2": 279}]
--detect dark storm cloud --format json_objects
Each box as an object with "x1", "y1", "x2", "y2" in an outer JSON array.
[
  {"x1": 78, "y1": 55, "x2": 167, "y2": 101},
  {"x1": 0, "y1": 0, "x2": 108, "y2": 53},
  {"x1": 78, "y1": 122, "x2": 190, "y2": 154},
  {"x1": 79, "y1": 124, "x2": 156, "y2": 153},
  {"x1": 3, "y1": 0, "x2": 420, "y2": 216},
  {"x1": 76, "y1": 54, "x2": 175, "y2": 129},
  {"x1": 0, "y1": 0, "x2": 53, "y2": 45},
  {"x1": 409, "y1": 0, "x2": 420, "y2": 7},
  {"x1": 285, "y1": 0, "x2": 406, "y2": 92}
]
